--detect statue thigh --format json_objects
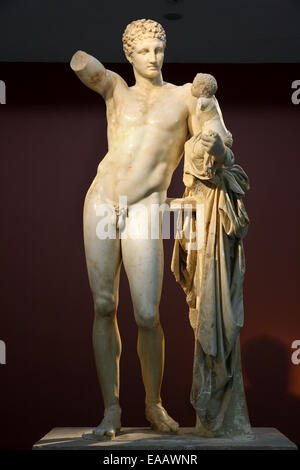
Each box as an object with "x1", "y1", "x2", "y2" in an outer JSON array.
[
  {"x1": 83, "y1": 194, "x2": 122, "y2": 317},
  {"x1": 121, "y1": 212, "x2": 164, "y2": 329}
]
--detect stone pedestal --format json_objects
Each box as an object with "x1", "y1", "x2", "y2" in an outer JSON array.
[{"x1": 32, "y1": 427, "x2": 297, "y2": 450}]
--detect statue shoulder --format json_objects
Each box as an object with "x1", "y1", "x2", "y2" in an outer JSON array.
[
  {"x1": 108, "y1": 70, "x2": 128, "y2": 90},
  {"x1": 181, "y1": 82, "x2": 193, "y2": 95},
  {"x1": 180, "y1": 82, "x2": 198, "y2": 112}
]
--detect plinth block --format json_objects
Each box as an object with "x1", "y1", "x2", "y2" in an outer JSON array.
[{"x1": 32, "y1": 427, "x2": 297, "y2": 450}]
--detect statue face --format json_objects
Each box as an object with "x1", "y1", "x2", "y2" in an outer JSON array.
[{"x1": 130, "y1": 38, "x2": 165, "y2": 79}]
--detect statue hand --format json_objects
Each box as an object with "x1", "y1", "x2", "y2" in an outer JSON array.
[{"x1": 200, "y1": 130, "x2": 226, "y2": 164}]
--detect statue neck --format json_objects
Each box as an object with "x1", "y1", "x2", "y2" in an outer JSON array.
[{"x1": 133, "y1": 70, "x2": 164, "y2": 93}]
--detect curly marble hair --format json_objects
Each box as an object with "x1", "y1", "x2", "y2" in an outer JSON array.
[
  {"x1": 191, "y1": 73, "x2": 218, "y2": 98},
  {"x1": 122, "y1": 19, "x2": 166, "y2": 59}
]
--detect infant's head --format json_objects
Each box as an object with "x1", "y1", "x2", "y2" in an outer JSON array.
[
  {"x1": 191, "y1": 73, "x2": 218, "y2": 98},
  {"x1": 191, "y1": 73, "x2": 218, "y2": 112}
]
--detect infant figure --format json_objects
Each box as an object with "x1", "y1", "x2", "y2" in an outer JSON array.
[{"x1": 183, "y1": 73, "x2": 233, "y2": 186}]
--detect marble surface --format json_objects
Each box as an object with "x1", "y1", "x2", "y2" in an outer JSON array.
[{"x1": 33, "y1": 427, "x2": 297, "y2": 450}]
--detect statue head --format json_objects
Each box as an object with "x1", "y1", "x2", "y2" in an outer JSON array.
[
  {"x1": 122, "y1": 19, "x2": 166, "y2": 79},
  {"x1": 191, "y1": 73, "x2": 218, "y2": 99}
]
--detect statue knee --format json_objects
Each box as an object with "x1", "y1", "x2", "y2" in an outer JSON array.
[
  {"x1": 94, "y1": 294, "x2": 116, "y2": 319},
  {"x1": 135, "y1": 308, "x2": 159, "y2": 329}
]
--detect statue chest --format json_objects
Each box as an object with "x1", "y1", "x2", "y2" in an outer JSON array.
[{"x1": 109, "y1": 93, "x2": 187, "y2": 133}]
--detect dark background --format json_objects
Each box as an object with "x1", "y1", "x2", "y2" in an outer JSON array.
[
  {"x1": 1, "y1": 0, "x2": 300, "y2": 63},
  {"x1": 0, "y1": 0, "x2": 300, "y2": 451},
  {"x1": 0, "y1": 62, "x2": 300, "y2": 449}
]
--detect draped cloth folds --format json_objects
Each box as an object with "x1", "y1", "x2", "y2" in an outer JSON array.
[{"x1": 171, "y1": 156, "x2": 253, "y2": 437}]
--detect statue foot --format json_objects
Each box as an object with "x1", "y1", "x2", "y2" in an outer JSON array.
[
  {"x1": 90, "y1": 404, "x2": 121, "y2": 440},
  {"x1": 146, "y1": 403, "x2": 179, "y2": 433}
]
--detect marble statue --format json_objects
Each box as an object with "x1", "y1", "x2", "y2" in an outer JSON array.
[{"x1": 70, "y1": 18, "x2": 252, "y2": 440}]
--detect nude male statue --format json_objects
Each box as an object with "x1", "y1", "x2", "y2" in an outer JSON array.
[{"x1": 70, "y1": 19, "x2": 233, "y2": 439}]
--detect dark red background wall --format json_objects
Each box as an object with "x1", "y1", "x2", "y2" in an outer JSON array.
[{"x1": 0, "y1": 62, "x2": 299, "y2": 449}]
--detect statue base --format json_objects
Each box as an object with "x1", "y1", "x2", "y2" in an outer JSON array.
[{"x1": 32, "y1": 427, "x2": 297, "y2": 450}]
